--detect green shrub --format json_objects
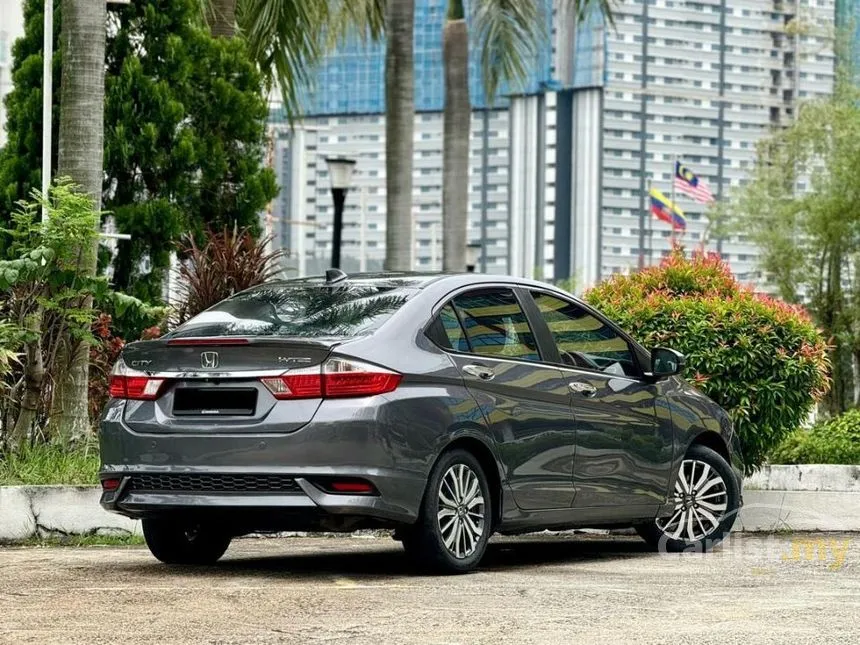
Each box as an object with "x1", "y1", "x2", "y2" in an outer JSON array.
[
  {"x1": 770, "y1": 409, "x2": 860, "y2": 465},
  {"x1": 585, "y1": 248, "x2": 830, "y2": 473}
]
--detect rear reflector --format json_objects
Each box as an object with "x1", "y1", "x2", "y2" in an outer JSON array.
[
  {"x1": 260, "y1": 358, "x2": 400, "y2": 400},
  {"x1": 101, "y1": 478, "x2": 121, "y2": 492},
  {"x1": 313, "y1": 478, "x2": 377, "y2": 495},
  {"x1": 329, "y1": 481, "x2": 375, "y2": 494},
  {"x1": 166, "y1": 338, "x2": 250, "y2": 346}
]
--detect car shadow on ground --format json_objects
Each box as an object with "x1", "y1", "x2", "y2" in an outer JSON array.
[{"x1": 115, "y1": 536, "x2": 655, "y2": 580}]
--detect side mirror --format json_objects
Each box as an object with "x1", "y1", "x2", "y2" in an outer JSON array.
[{"x1": 650, "y1": 347, "x2": 685, "y2": 379}]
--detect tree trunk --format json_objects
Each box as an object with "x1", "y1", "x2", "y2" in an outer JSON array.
[
  {"x1": 8, "y1": 308, "x2": 45, "y2": 449},
  {"x1": 206, "y1": 0, "x2": 237, "y2": 38},
  {"x1": 49, "y1": 0, "x2": 106, "y2": 443},
  {"x1": 384, "y1": 0, "x2": 415, "y2": 271},
  {"x1": 442, "y1": 17, "x2": 470, "y2": 271}
]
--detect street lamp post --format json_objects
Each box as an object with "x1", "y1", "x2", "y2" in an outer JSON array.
[
  {"x1": 325, "y1": 157, "x2": 356, "y2": 270},
  {"x1": 466, "y1": 243, "x2": 482, "y2": 273}
]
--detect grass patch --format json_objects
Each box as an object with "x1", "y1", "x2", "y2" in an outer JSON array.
[
  {"x1": 4, "y1": 533, "x2": 145, "y2": 547},
  {"x1": 0, "y1": 442, "x2": 100, "y2": 486}
]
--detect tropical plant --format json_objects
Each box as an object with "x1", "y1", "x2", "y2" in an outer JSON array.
[
  {"x1": 174, "y1": 226, "x2": 286, "y2": 324},
  {"x1": 0, "y1": 182, "x2": 159, "y2": 449},
  {"x1": 49, "y1": 0, "x2": 108, "y2": 440},
  {"x1": 383, "y1": 0, "x2": 415, "y2": 271},
  {"x1": 731, "y1": 70, "x2": 860, "y2": 415},
  {"x1": 1, "y1": 0, "x2": 278, "y2": 303},
  {"x1": 441, "y1": 0, "x2": 468, "y2": 272},
  {"x1": 585, "y1": 248, "x2": 831, "y2": 472}
]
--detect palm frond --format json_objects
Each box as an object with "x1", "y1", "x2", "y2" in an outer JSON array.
[
  {"x1": 473, "y1": 0, "x2": 544, "y2": 103},
  {"x1": 235, "y1": 0, "x2": 385, "y2": 121},
  {"x1": 559, "y1": 0, "x2": 617, "y2": 29},
  {"x1": 473, "y1": 0, "x2": 617, "y2": 104},
  {"x1": 327, "y1": 0, "x2": 386, "y2": 48},
  {"x1": 236, "y1": 0, "x2": 330, "y2": 120}
]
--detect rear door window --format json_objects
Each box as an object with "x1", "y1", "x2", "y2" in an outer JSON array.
[
  {"x1": 451, "y1": 289, "x2": 540, "y2": 362},
  {"x1": 169, "y1": 282, "x2": 416, "y2": 339},
  {"x1": 437, "y1": 303, "x2": 470, "y2": 352}
]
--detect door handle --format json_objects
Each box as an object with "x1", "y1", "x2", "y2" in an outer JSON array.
[
  {"x1": 569, "y1": 381, "x2": 597, "y2": 397},
  {"x1": 463, "y1": 364, "x2": 496, "y2": 381}
]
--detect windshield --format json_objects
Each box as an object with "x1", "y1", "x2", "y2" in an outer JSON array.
[{"x1": 167, "y1": 282, "x2": 416, "y2": 339}]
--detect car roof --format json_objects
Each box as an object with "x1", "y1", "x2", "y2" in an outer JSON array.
[{"x1": 259, "y1": 271, "x2": 568, "y2": 293}]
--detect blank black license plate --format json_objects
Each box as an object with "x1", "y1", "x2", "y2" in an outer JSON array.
[{"x1": 173, "y1": 388, "x2": 258, "y2": 416}]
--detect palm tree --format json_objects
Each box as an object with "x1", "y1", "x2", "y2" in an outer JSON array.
[
  {"x1": 442, "y1": 0, "x2": 615, "y2": 271},
  {"x1": 383, "y1": 0, "x2": 415, "y2": 271},
  {"x1": 442, "y1": 0, "x2": 469, "y2": 272},
  {"x1": 48, "y1": 0, "x2": 108, "y2": 441},
  {"x1": 198, "y1": 2, "x2": 416, "y2": 271}
]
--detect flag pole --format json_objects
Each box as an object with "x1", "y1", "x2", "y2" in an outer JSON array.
[
  {"x1": 670, "y1": 154, "x2": 677, "y2": 248},
  {"x1": 646, "y1": 178, "x2": 653, "y2": 266}
]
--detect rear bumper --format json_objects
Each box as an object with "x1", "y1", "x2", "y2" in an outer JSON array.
[
  {"x1": 98, "y1": 398, "x2": 433, "y2": 529},
  {"x1": 99, "y1": 471, "x2": 425, "y2": 528}
]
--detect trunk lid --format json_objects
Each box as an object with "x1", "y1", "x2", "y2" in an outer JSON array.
[
  {"x1": 121, "y1": 337, "x2": 337, "y2": 374},
  {"x1": 118, "y1": 337, "x2": 339, "y2": 434}
]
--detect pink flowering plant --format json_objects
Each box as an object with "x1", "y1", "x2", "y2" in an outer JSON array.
[{"x1": 585, "y1": 248, "x2": 830, "y2": 471}]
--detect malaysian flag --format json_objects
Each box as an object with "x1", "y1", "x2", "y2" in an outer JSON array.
[{"x1": 674, "y1": 161, "x2": 715, "y2": 204}]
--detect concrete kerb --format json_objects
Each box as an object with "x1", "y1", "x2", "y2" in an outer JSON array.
[
  {"x1": 1, "y1": 465, "x2": 858, "y2": 542},
  {"x1": 0, "y1": 485, "x2": 139, "y2": 542}
]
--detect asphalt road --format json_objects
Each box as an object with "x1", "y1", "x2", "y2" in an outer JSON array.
[{"x1": 1, "y1": 532, "x2": 858, "y2": 645}]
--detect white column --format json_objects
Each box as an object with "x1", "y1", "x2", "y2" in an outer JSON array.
[
  {"x1": 508, "y1": 95, "x2": 540, "y2": 278},
  {"x1": 359, "y1": 185, "x2": 367, "y2": 272},
  {"x1": 430, "y1": 222, "x2": 439, "y2": 271},
  {"x1": 570, "y1": 88, "x2": 602, "y2": 292},
  {"x1": 508, "y1": 98, "x2": 524, "y2": 276}
]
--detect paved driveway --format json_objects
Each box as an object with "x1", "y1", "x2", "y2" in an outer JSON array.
[{"x1": 1, "y1": 533, "x2": 858, "y2": 644}]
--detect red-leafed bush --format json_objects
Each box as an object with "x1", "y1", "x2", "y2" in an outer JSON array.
[
  {"x1": 88, "y1": 316, "x2": 163, "y2": 421},
  {"x1": 174, "y1": 226, "x2": 285, "y2": 325},
  {"x1": 585, "y1": 248, "x2": 830, "y2": 472},
  {"x1": 88, "y1": 314, "x2": 125, "y2": 421}
]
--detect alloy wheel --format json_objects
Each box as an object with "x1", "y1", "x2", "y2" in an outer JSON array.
[
  {"x1": 437, "y1": 463, "x2": 486, "y2": 559},
  {"x1": 656, "y1": 458, "x2": 728, "y2": 542}
]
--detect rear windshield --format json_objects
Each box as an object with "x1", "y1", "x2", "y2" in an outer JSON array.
[{"x1": 167, "y1": 283, "x2": 417, "y2": 339}]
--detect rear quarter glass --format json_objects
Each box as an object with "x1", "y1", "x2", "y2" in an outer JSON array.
[{"x1": 167, "y1": 283, "x2": 419, "y2": 339}]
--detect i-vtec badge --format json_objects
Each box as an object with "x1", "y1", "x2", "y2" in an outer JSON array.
[
  {"x1": 200, "y1": 351, "x2": 219, "y2": 369},
  {"x1": 278, "y1": 356, "x2": 313, "y2": 365}
]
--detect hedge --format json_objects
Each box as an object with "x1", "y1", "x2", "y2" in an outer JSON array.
[{"x1": 585, "y1": 249, "x2": 830, "y2": 472}]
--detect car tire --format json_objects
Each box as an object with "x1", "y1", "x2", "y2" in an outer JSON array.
[
  {"x1": 636, "y1": 444, "x2": 740, "y2": 553},
  {"x1": 402, "y1": 449, "x2": 492, "y2": 574},
  {"x1": 142, "y1": 518, "x2": 232, "y2": 565}
]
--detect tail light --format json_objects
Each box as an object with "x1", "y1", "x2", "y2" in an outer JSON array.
[
  {"x1": 108, "y1": 360, "x2": 165, "y2": 401},
  {"x1": 261, "y1": 357, "x2": 401, "y2": 400}
]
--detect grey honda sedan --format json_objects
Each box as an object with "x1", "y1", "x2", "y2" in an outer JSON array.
[{"x1": 99, "y1": 271, "x2": 743, "y2": 572}]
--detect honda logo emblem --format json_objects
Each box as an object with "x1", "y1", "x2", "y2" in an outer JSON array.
[{"x1": 200, "y1": 351, "x2": 219, "y2": 369}]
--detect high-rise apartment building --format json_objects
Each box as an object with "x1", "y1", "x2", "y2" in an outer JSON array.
[
  {"x1": 271, "y1": 0, "x2": 836, "y2": 291},
  {"x1": 591, "y1": 0, "x2": 835, "y2": 285}
]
